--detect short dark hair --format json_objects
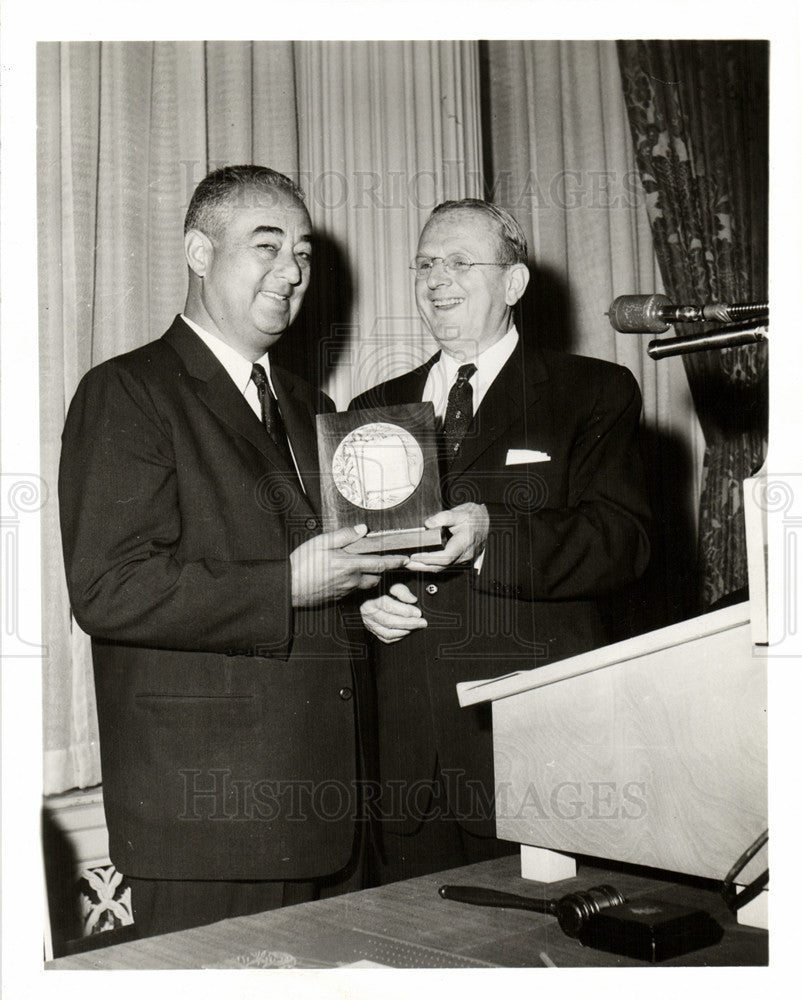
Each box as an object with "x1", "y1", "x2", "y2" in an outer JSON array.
[
  {"x1": 184, "y1": 165, "x2": 306, "y2": 239},
  {"x1": 427, "y1": 199, "x2": 529, "y2": 264}
]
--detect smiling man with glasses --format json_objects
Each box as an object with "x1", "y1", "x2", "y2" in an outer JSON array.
[{"x1": 350, "y1": 198, "x2": 651, "y2": 885}]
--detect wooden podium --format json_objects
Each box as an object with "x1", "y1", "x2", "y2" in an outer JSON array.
[{"x1": 457, "y1": 602, "x2": 767, "y2": 900}]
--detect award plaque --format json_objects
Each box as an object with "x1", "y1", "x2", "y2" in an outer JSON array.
[{"x1": 316, "y1": 402, "x2": 444, "y2": 554}]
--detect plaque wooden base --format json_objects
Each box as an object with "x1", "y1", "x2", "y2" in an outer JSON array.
[{"x1": 344, "y1": 526, "x2": 443, "y2": 554}]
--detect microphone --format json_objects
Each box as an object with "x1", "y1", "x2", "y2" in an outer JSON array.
[
  {"x1": 608, "y1": 293, "x2": 768, "y2": 333},
  {"x1": 647, "y1": 327, "x2": 767, "y2": 359}
]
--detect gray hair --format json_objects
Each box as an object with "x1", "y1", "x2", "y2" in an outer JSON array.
[
  {"x1": 428, "y1": 199, "x2": 529, "y2": 264},
  {"x1": 184, "y1": 165, "x2": 306, "y2": 239}
]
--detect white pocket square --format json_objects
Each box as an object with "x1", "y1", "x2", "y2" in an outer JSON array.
[{"x1": 506, "y1": 448, "x2": 551, "y2": 465}]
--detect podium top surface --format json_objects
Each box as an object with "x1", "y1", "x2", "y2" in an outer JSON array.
[{"x1": 457, "y1": 602, "x2": 751, "y2": 707}]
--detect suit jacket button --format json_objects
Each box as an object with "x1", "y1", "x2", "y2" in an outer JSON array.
[
  {"x1": 305, "y1": 516, "x2": 319, "y2": 531},
  {"x1": 338, "y1": 687, "x2": 353, "y2": 701},
  {"x1": 425, "y1": 583, "x2": 438, "y2": 595}
]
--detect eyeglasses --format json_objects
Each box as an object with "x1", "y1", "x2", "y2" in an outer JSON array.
[{"x1": 409, "y1": 255, "x2": 510, "y2": 278}]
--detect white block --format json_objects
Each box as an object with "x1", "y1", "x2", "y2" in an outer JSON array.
[
  {"x1": 735, "y1": 888, "x2": 768, "y2": 930},
  {"x1": 520, "y1": 845, "x2": 576, "y2": 882}
]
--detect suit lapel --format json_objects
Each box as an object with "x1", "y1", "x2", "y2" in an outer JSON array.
[
  {"x1": 381, "y1": 355, "x2": 438, "y2": 408},
  {"x1": 163, "y1": 319, "x2": 313, "y2": 508},
  {"x1": 449, "y1": 339, "x2": 550, "y2": 477},
  {"x1": 271, "y1": 369, "x2": 324, "y2": 515}
]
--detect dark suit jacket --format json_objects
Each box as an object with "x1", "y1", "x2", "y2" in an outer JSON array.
[
  {"x1": 59, "y1": 317, "x2": 361, "y2": 880},
  {"x1": 350, "y1": 339, "x2": 650, "y2": 836}
]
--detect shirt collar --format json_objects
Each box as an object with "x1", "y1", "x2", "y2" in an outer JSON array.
[
  {"x1": 181, "y1": 314, "x2": 272, "y2": 393},
  {"x1": 438, "y1": 325, "x2": 519, "y2": 381}
]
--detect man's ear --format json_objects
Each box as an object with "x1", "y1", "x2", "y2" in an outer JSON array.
[
  {"x1": 505, "y1": 263, "x2": 530, "y2": 307},
  {"x1": 184, "y1": 229, "x2": 212, "y2": 277}
]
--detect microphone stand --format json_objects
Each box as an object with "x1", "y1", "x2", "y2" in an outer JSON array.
[
  {"x1": 607, "y1": 294, "x2": 768, "y2": 358},
  {"x1": 647, "y1": 323, "x2": 768, "y2": 359}
]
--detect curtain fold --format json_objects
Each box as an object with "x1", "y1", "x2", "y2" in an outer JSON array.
[
  {"x1": 617, "y1": 40, "x2": 769, "y2": 610},
  {"x1": 40, "y1": 40, "x2": 746, "y2": 795},
  {"x1": 39, "y1": 42, "x2": 102, "y2": 792},
  {"x1": 481, "y1": 40, "x2": 705, "y2": 632},
  {"x1": 38, "y1": 40, "x2": 301, "y2": 794},
  {"x1": 287, "y1": 40, "x2": 484, "y2": 407},
  {"x1": 39, "y1": 39, "x2": 485, "y2": 793}
]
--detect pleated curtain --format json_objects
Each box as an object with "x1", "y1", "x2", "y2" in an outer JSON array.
[
  {"x1": 40, "y1": 40, "x2": 706, "y2": 795},
  {"x1": 482, "y1": 40, "x2": 706, "y2": 634}
]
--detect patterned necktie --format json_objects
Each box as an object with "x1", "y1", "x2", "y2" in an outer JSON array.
[
  {"x1": 442, "y1": 363, "x2": 477, "y2": 464},
  {"x1": 251, "y1": 363, "x2": 295, "y2": 470}
]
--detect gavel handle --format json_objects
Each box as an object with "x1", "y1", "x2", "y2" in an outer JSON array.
[
  {"x1": 438, "y1": 884, "x2": 551, "y2": 914},
  {"x1": 439, "y1": 882, "x2": 627, "y2": 938}
]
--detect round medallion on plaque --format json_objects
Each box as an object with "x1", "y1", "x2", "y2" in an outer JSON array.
[{"x1": 332, "y1": 422, "x2": 424, "y2": 510}]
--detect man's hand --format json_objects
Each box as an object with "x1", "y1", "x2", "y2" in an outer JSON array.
[
  {"x1": 360, "y1": 582, "x2": 428, "y2": 644},
  {"x1": 405, "y1": 502, "x2": 490, "y2": 573},
  {"x1": 290, "y1": 524, "x2": 408, "y2": 607}
]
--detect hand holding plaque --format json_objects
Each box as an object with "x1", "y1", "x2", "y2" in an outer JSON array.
[{"x1": 316, "y1": 403, "x2": 444, "y2": 554}]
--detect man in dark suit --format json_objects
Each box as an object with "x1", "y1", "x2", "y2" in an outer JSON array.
[
  {"x1": 58, "y1": 165, "x2": 407, "y2": 937},
  {"x1": 351, "y1": 199, "x2": 651, "y2": 883}
]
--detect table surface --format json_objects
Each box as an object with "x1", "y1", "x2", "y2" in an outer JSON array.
[{"x1": 46, "y1": 855, "x2": 767, "y2": 970}]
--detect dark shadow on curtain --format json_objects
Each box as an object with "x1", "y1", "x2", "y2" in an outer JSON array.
[
  {"x1": 519, "y1": 264, "x2": 698, "y2": 640},
  {"x1": 517, "y1": 262, "x2": 576, "y2": 355},
  {"x1": 271, "y1": 231, "x2": 356, "y2": 391},
  {"x1": 478, "y1": 41, "x2": 577, "y2": 357},
  {"x1": 603, "y1": 421, "x2": 700, "y2": 641},
  {"x1": 617, "y1": 40, "x2": 769, "y2": 612},
  {"x1": 477, "y1": 40, "x2": 496, "y2": 190}
]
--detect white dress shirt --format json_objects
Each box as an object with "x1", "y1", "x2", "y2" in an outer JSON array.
[
  {"x1": 422, "y1": 326, "x2": 519, "y2": 423},
  {"x1": 422, "y1": 326, "x2": 518, "y2": 571},
  {"x1": 180, "y1": 314, "x2": 304, "y2": 486}
]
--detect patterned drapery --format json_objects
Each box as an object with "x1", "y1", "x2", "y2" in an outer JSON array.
[{"x1": 617, "y1": 40, "x2": 769, "y2": 610}]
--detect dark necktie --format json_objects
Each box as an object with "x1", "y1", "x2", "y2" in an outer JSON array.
[
  {"x1": 251, "y1": 363, "x2": 296, "y2": 471},
  {"x1": 442, "y1": 363, "x2": 477, "y2": 464}
]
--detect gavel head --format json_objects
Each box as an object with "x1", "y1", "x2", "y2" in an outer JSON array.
[{"x1": 552, "y1": 884, "x2": 626, "y2": 937}]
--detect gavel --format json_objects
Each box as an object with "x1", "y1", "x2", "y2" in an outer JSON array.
[{"x1": 438, "y1": 883, "x2": 625, "y2": 938}]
